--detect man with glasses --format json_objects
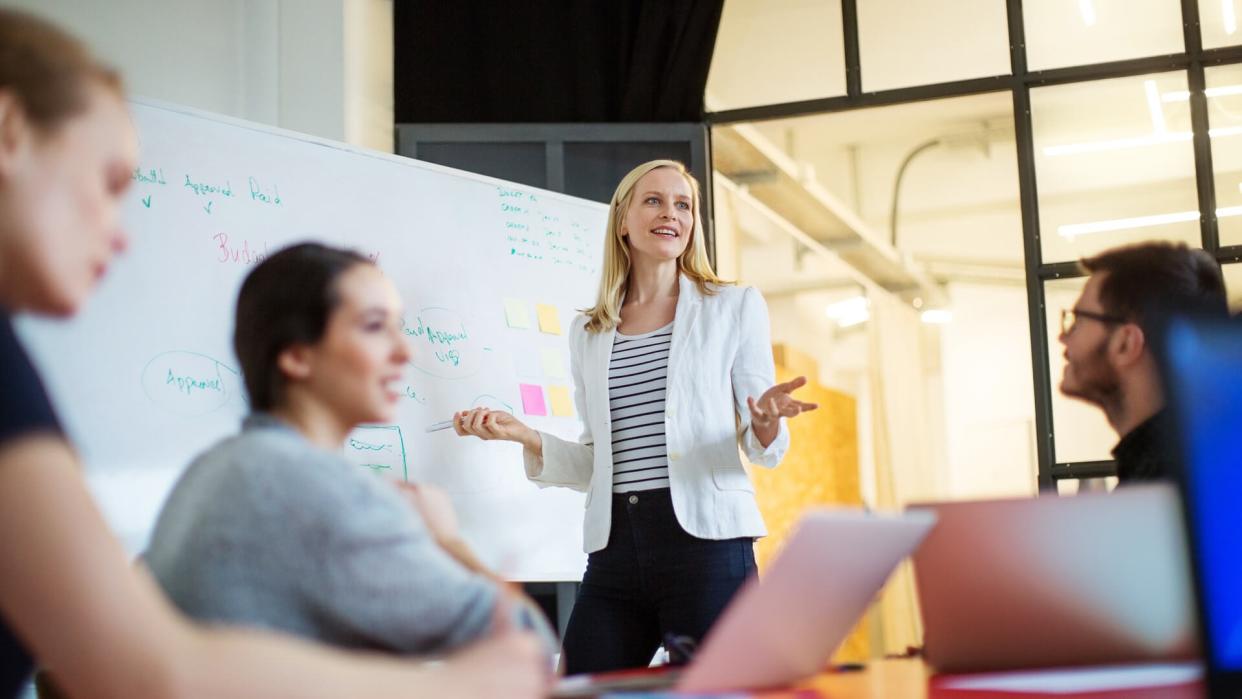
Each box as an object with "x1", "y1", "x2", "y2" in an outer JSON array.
[{"x1": 1058, "y1": 241, "x2": 1227, "y2": 484}]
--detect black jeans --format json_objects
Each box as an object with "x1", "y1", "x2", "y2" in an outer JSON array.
[{"x1": 561, "y1": 488, "x2": 757, "y2": 675}]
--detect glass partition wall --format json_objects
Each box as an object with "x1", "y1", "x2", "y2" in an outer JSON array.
[{"x1": 707, "y1": 0, "x2": 1242, "y2": 491}]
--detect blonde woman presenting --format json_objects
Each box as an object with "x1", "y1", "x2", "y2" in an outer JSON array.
[{"x1": 455, "y1": 160, "x2": 817, "y2": 674}]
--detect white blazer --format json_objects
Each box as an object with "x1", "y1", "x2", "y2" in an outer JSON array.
[{"x1": 524, "y1": 275, "x2": 789, "y2": 554}]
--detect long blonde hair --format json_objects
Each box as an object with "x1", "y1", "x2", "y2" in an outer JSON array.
[{"x1": 583, "y1": 160, "x2": 729, "y2": 333}]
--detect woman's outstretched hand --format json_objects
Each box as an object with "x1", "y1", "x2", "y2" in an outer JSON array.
[
  {"x1": 747, "y1": 376, "x2": 819, "y2": 448},
  {"x1": 453, "y1": 408, "x2": 541, "y2": 452}
]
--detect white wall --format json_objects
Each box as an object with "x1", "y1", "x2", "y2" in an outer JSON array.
[
  {"x1": 9, "y1": 0, "x2": 393, "y2": 150},
  {"x1": 938, "y1": 282, "x2": 1039, "y2": 498}
]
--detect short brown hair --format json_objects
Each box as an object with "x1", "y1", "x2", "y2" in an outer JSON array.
[
  {"x1": 0, "y1": 8, "x2": 122, "y2": 131},
  {"x1": 1079, "y1": 242, "x2": 1227, "y2": 335}
]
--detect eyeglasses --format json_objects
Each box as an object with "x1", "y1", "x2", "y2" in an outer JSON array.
[{"x1": 1060, "y1": 308, "x2": 1127, "y2": 335}]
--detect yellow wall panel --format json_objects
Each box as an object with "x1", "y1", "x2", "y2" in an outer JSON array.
[{"x1": 749, "y1": 345, "x2": 865, "y2": 661}]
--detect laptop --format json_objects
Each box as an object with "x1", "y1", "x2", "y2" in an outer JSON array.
[
  {"x1": 553, "y1": 508, "x2": 936, "y2": 696},
  {"x1": 1163, "y1": 314, "x2": 1242, "y2": 698},
  {"x1": 909, "y1": 486, "x2": 1199, "y2": 673}
]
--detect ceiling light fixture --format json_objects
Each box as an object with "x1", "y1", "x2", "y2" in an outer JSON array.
[
  {"x1": 1043, "y1": 125, "x2": 1242, "y2": 156},
  {"x1": 1058, "y1": 211, "x2": 1200, "y2": 238},
  {"x1": 1079, "y1": 0, "x2": 1097, "y2": 26},
  {"x1": 1045, "y1": 83, "x2": 1242, "y2": 157},
  {"x1": 825, "y1": 296, "x2": 870, "y2": 328},
  {"x1": 1042, "y1": 132, "x2": 1191, "y2": 156},
  {"x1": 1161, "y1": 84, "x2": 1242, "y2": 102},
  {"x1": 1057, "y1": 206, "x2": 1242, "y2": 239},
  {"x1": 1144, "y1": 80, "x2": 1167, "y2": 133}
]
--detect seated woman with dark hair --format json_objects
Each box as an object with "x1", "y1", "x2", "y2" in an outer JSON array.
[
  {"x1": 0, "y1": 7, "x2": 545, "y2": 697},
  {"x1": 144, "y1": 242, "x2": 553, "y2": 656}
]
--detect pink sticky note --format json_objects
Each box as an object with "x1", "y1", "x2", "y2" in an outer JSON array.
[{"x1": 519, "y1": 384, "x2": 547, "y2": 416}]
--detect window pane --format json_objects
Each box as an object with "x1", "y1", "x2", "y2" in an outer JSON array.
[
  {"x1": 416, "y1": 142, "x2": 546, "y2": 190},
  {"x1": 563, "y1": 142, "x2": 692, "y2": 204},
  {"x1": 1032, "y1": 72, "x2": 1200, "y2": 264},
  {"x1": 1207, "y1": 65, "x2": 1242, "y2": 246},
  {"x1": 1200, "y1": 0, "x2": 1242, "y2": 49},
  {"x1": 1023, "y1": 0, "x2": 1185, "y2": 71},
  {"x1": 858, "y1": 0, "x2": 1010, "y2": 92},
  {"x1": 707, "y1": 0, "x2": 846, "y2": 111},
  {"x1": 1223, "y1": 262, "x2": 1242, "y2": 312},
  {"x1": 1045, "y1": 277, "x2": 1117, "y2": 464},
  {"x1": 714, "y1": 92, "x2": 1035, "y2": 501}
]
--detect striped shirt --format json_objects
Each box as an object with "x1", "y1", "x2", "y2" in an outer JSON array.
[{"x1": 609, "y1": 321, "x2": 674, "y2": 493}]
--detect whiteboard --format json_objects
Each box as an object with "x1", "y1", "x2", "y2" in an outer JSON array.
[{"x1": 16, "y1": 99, "x2": 606, "y2": 581}]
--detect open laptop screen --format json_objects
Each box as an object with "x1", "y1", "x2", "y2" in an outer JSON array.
[{"x1": 1166, "y1": 317, "x2": 1242, "y2": 673}]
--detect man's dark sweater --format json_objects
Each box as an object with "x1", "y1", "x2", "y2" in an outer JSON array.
[{"x1": 1112, "y1": 408, "x2": 1179, "y2": 484}]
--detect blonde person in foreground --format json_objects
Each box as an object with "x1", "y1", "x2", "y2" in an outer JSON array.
[
  {"x1": 455, "y1": 159, "x2": 818, "y2": 674},
  {"x1": 0, "y1": 9, "x2": 546, "y2": 699}
]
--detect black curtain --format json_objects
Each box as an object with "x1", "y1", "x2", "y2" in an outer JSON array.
[{"x1": 394, "y1": 1, "x2": 724, "y2": 123}]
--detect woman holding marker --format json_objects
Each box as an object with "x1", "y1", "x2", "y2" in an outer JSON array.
[
  {"x1": 455, "y1": 159, "x2": 818, "y2": 674},
  {"x1": 0, "y1": 10, "x2": 545, "y2": 699}
]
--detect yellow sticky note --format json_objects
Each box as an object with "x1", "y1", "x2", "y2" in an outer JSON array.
[
  {"x1": 548, "y1": 385, "x2": 573, "y2": 417},
  {"x1": 536, "y1": 304, "x2": 562, "y2": 335},
  {"x1": 540, "y1": 348, "x2": 566, "y2": 378},
  {"x1": 503, "y1": 298, "x2": 530, "y2": 329}
]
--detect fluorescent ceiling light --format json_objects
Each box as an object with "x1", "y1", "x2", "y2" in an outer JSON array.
[
  {"x1": 1058, "y1": 211, "x2": 1199, "y2": 238},
  {"x1": 1042, "y1": 132, "x2": 1191, "y2": 156},
  {"x1": 920, "y1": 309, "x2": 953, "y2": 324},
  {"x1": 1045, "y1": 82, "x2": 1242, "y2": 157},
  {"x1": 1044, "y1": 125, "x2": 1242, "y2": 156},
  {"x1": 1144, "y1": 80, "x2": 1167, "y2": 133},
  {"x1": 1162, "y1": 84, "x2": 1242, "y2": 102},
  {"x1": 1079, "y1": 0, "x2": 1097, "y2": 26},
  {"x1": 825, "y1": 296, "x2": 869, "y2": 328},
  {"x1": 1226, "y1": 0, "x2": 1238, "y2": 35},
  {"x1": 1057, "y1": 206, "x2": 1242, "y2": 239}
]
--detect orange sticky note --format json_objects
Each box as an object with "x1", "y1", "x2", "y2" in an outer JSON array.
[
  {"x1": 536, "y1": 304, "x2": 562, "y2": 335},
  {"x1": 548, "y1": 385, "x2": 573, "y2": 417}
]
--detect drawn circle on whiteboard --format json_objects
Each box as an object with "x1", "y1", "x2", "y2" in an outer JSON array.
[
  {"x1": 405, "y1": 306, "x2": 480, "y2": 380},
  {"x1": 140, "y1": 351, "x2": 240, "y2": 416},
  {"x1": 471, "y1": 394, "x2": 515, "y2": 414}
]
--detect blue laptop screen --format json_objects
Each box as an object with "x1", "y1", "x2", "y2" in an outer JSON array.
[{"x1": 1167, "y1": 320, "x2": 1242, "y2": 670}]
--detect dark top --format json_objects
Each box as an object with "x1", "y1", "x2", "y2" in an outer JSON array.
[
  {"x1": 1112, "y1": 408, "x2": 1178, "y2": 484},
  {"x1": 0, "y1": 311, "x2": 61, "y2": 698}
]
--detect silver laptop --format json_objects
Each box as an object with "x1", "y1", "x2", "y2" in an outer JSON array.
[
  {"x1": 555, "y1": 507, "x2": 936, "y2": 695},
  {"x1": 909, "y1": 484, "x2": 1199, "y2": 673}
]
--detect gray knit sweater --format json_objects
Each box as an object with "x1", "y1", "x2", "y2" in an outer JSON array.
[{"x1": 144, "y1": 413, "x2": 498, "y2": 655}]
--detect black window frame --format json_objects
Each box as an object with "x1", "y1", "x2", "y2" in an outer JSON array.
[{"x1": 706, "y1": 0, "x2": 1242, "y2": 490}]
